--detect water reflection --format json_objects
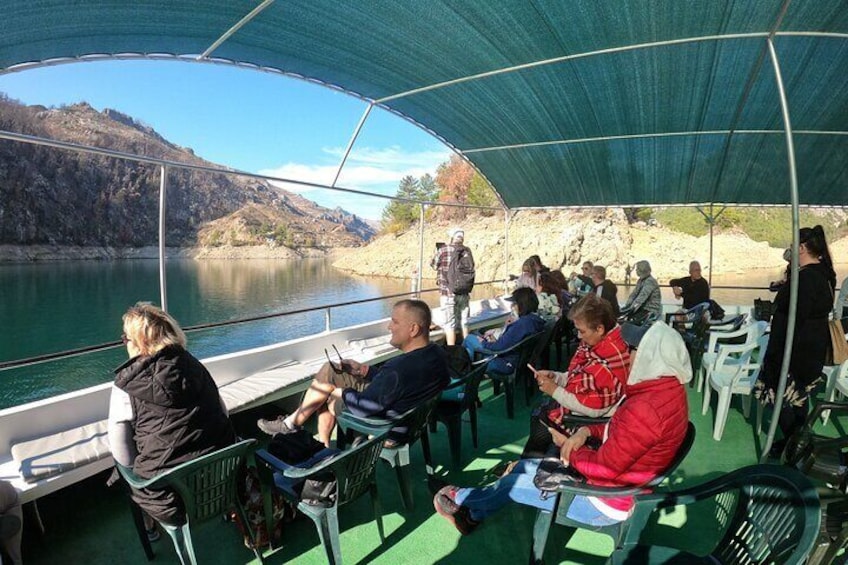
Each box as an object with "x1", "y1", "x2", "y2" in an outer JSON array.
[{"x1": 1, "y1": 258, "x2": 844, "y2": 410}]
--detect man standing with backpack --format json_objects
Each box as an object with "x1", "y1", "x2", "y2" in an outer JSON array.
[{"x1": 431, "y1": 228, "x2": 476, "y2": 346}]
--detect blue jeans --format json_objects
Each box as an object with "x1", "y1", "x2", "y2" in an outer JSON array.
[
  {"x1": 464, "y1": 334, "x2": 512, "y2": 374},
  {"x1": 453, "y1": 459, "x2": 622, "y2": 527}
]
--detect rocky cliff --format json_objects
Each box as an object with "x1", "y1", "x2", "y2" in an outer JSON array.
[
  {"x1": 331, "y1": 209, "x2": 832, "y2": 282},
  {"x1": 0, "y1": 96, "x2": 375, "y2": 250}
]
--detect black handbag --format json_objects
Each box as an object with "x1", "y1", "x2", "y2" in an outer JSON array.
[
  {"x1": 532, "y1": 457, "x2": 585, "y2": 497},
  {"x1": 753, "y1": 298, "x2": 774, "y2": 322}
]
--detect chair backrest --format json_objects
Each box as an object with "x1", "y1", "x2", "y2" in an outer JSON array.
[
  {"x1": 446, "y1": 359, "x2": 491, "y2": 409},
  {"x1": 785, "y1": 399, "x2": 848, "y2": 491},
  {"x1": 623, "y1": 464, "x2": 820, "y2": 564},
  {"x1": 529, "y1": 321, "x2": 557, "y2": 367},
  {"x1": 336, "y1": 394, "x2": 439, "y2": 449},
  {"x1": 516, "y1": 330, "x2": 547, "y2": 381},
  {"x1": 646, "y1": 421, "x2": 696, "y2": 488},
  {"x1": 489, "y1": 330, "x2": 544, "y2": 377},
  {"x1": 399, "y1": 395, "x2": 439, "y2": 446},
  {"x1": 321, "y1": 433, "x2": 387, "y2": 508},
  {"x1": 149, "y1": 439, "x2": 256, "y2": 524}
]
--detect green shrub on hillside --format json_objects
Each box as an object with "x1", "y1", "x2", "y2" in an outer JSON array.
[{"x1": 655, "y1": 207, "x2": 848, "y2": 246}]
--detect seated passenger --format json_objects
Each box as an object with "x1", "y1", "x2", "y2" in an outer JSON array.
[
  {"x1": 590, "y1": 265, "x2": 620, "y2": 318},
  {"x1": 433, "y1": 322, "x2": 691, "y2": 533},
  {"x1": 669, "y1": 260, "x2": 710, "y2": 310},
  {"x1": 528, "y1": 254, "x2": 550, "y2": 274},
  {"x1": 514, "y1": 258, "x2": 539, "y2": 290},
  {"x1": 620, "y1": 260, "x2": 662, "y2": 324},
  {"x1": 536, "y1": 271, "x2": 563, "y2": 323},
  {"x1": 523, "y1": 294, "x2": 630, "y2": 458},
  {"x1": 464, "y1": 287, "x2": 546, "y2": 375},
  {"x1": 836, "y1": 275, "x2": 848, "y2": 333},
  {"x1": 568, "y1": 261, "x2": 594, "y2": 297},
  {"x1": 108, "y1": 303, "x2": 236, "y2": 532},
  {"x1": 257, "y1": 299, "x2": 450, "y2": 447}
]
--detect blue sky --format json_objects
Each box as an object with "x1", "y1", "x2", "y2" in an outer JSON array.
[{"x1": 0, "y1": 60, "x2": 451, "y2": 220}]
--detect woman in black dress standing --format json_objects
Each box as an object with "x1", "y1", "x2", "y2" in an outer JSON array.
[{"x1": 755, "y1": 225, "x2": 836, "y2": 457}]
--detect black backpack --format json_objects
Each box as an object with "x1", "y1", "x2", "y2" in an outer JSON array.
[
  {"x1": 447, "y1": 245, "x2": 476, "y2": 295},
  {"x1": 443, "y1": 344, "x2": 472, "y2": 379},
  {"x1": 268, "y1": 429, "x2": 338, "y2": 507}
]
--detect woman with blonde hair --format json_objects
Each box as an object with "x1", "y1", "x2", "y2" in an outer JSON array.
[{"x1": 108, "y1": 303, "x2": 234, "y2": 537}]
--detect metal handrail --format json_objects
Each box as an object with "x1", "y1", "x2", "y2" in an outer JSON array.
[{"x1": 0, "y1": 279, "x2": 507, "y2": 371}]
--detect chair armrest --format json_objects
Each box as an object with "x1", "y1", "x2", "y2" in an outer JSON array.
[
  {"x1": 559, "y1": 414, "x2": 611, "y2": 427},
  {"x1": 808, "y1": 401, "x2": 848, "y2": 424},
  {"x1": 555, "y1": 481, "x2": 653, "y2": 497},
  {"x1": 116, "y1": 463, "x2": 162, "y2": 490},
  {"x1": 118, "y1": 438, "x2": 256, "y2": 490},
  {"x1": 256, "y1": 447, "x2": 335, "y2": 481},
  {"x1": 336, "y1": 405, "x2": 417, "y2": 435}
]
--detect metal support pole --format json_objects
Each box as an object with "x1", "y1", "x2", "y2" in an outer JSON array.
[
  {"x1": 331, "y1": 103, "x2": 373, "y2": 188},
  {"x1": 708, "y1": 205, "x2": 714, "y2": 287},
  {"x1": 504, "y1": 210, "x2": 511, "y2": 285},
  {"x1": 158, "y1": 165, "x2": 168, "y2": 312},
  {"x1": 325, "y1": 308, "x2": 332, "y2": 333},
  {"x1": 417, "y1": 204, "x2": 426, "y2": 298},
  {"x1": 760, "y1": 37, "x2": 801, "y2": 463}
]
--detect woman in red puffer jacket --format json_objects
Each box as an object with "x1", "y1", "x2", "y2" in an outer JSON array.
[{"x1": 433, "y1": 322, "x2": 690, "y2": 533}]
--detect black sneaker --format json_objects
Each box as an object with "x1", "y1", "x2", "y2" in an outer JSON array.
[
  {"x1": 768, "y1": 439, "x2": 787, "y2": 460},
  {"x1": 256, "y1": 415, "x2": 298, "y2": 436},
  {"x1": 433, "y1": 486, "x2": 479, "y2": 535}
]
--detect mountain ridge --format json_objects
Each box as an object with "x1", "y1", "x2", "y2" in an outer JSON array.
[{"x1": 0, "y1": 95, "x2": 376, "y2": 251}]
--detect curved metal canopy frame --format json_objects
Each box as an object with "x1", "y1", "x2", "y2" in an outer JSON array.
[{"x1": 1, "y1": 0, "x2": 845, "y2": 462}]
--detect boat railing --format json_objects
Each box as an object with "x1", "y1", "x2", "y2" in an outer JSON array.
[{"x1": 0, "y1": 278, "x2": 509, "y2": 372}]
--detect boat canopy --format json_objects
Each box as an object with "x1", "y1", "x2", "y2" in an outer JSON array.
[{"x1": 1, "y1": 0, "x2": 847, "y2": 210}]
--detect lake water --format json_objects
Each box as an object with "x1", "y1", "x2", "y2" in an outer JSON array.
[
  {"x1": 0, "y1": 258, "x2": 428, "y2": 409},
  {"x1": 1, "y1": 257, "x2": 845, "y2": 410}
]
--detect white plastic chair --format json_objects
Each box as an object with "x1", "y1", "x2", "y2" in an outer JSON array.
[
  {"x1": 702, "y1": 334, "x2": 768, "y2": 441},
  {"x1": 821, "y1": 360, "x2": 848, "y2": 425},
  {"x1": 697, "y1": 320, "x2": 767, "y2": 393}
]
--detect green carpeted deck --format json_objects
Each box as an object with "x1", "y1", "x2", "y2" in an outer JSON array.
[{"x1": 21, "y1": 368, "x2": 837, "y2": 564}]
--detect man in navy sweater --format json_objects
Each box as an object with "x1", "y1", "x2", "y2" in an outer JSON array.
[{"x1": 257, "y1": 299, "x2": 450, "y2": 446}]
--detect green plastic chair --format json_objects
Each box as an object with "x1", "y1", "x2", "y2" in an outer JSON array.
[
  {"x1": 335, "y1": 394, "x2": 440, "y2": 510},
  {"x1": 254, "y1": 429, "x2": 389, "y2": 565},
  {"x1": 783, "y1": 401, "x2": 848, "y2": 564},
  {"x1": 611, "y1": 464, "x2": 820, "y2": 564},
  {"x1": 484, "y1": 330, "x2": 545, "y2": 419},
  {"x1": 530, "y1": 422, "x2": 695, "y2": 564},
  {"x1": 432, "y1": 357, "x2": 492, "y2": 469},
  {"x1": 116, "y1": 438, "x2": 261, "y2": 565}
]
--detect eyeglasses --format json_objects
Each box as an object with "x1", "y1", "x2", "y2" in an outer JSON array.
[
  {"x1": 120, "y1": 333, "x2": 130, "y2": 345},
  {"x1": 324, "y1": 344, "x2": 345, "y2": 374}
]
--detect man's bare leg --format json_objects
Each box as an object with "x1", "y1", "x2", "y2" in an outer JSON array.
[
  {"x1": 445, "y1": 329, "x2": 456, "y2": 346},
  {"x1": 317, "y1": 407, "x2": 337, "y2": 448},
  {"x1": 288, "y1": 379, "x2": 335, "y2": 428}
]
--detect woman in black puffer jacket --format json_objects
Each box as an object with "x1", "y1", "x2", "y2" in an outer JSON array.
[{"x1": 108, "y1": 303, "x2": 234, "y2": 528}]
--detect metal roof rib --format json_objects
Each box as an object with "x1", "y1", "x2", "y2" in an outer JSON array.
[{"x1": 0, "y1": 1, "x2": 846, "y2": 208}]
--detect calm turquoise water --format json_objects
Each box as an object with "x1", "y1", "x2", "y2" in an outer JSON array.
[
  {"x1": 2, "y1": 258, "x2": 844, "y2": 410},
  {"x1": 0, "y1": 258, "x2": 419, "y2": 409}
]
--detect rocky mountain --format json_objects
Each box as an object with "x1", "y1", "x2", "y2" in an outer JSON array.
[
  {"x1": 0, "y1": 95, "x2": 375, "y2": 249},
  {"x1": 331, "y1": 209, "x2": 842, "y2": 283}
]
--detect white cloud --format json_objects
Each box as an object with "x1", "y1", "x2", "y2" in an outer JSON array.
[{"x1": 257, "y1": 145, "x2": 452, "y2": 219}]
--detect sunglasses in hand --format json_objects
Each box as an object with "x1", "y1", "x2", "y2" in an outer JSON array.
[{"x1": 324, "y1": 344, "x2": 348, "y2": 374}]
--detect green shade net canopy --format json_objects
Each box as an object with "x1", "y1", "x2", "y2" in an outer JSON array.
[{"x1": 1, "y1": 0, "x2": 847, "y2": 209}]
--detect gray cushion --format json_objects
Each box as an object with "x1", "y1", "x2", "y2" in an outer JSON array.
[{"x1": 10, "y1": 420, "x2": 110, "y2": 483}]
